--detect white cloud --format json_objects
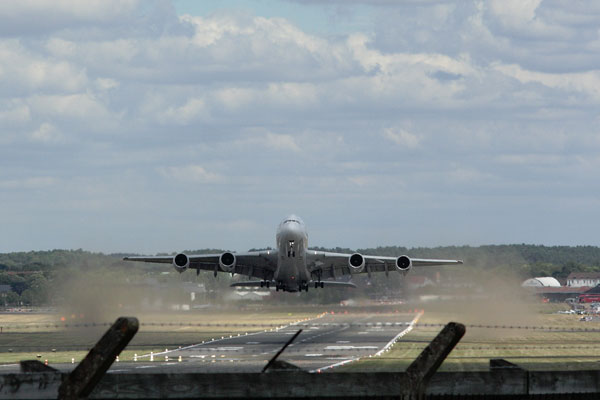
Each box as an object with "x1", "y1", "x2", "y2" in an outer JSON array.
[
  {"x1": 486, "y1": 0, "x2": 570, "y2": 39},
  {"x1": 264, "y1": 133, "x2": 301, "y2": 152},
  {"x1": 0, "y1": 102, "x2": 30, "y2": 124},
  {"x1": 157, "y1": 165, "x2": 224, "y2": 184},
  {"x1": 30, "y1": 122, "x2": 64, "y2": 143},
  {"x1": 265, "y1": 82, "x2": 319, "y2": 108},
  {"x1": 95, "y1": 78, "x2": 119, "y2": 91},
  {"x1": 0, "y1": 0, "x2": 139, "y2": 19},
  {"x1": 446, "y1": 166, "x2": 493, "y2": 184},
  {"x1": 218, "y1": 219, "x2": 261, "y2": 231},
  {"x1": 488, "y1": 0, "x2": 541, "y2": 26},
  {"x1": 160, "y1": 98, "x2": 210, "y2": 125},
  {"x1": 348, "y1": 33, "x2": 475, "y2": 77},
  {"x1": 45, "y1": 38, "x2": 77, "y2": 57},
  {"x1": 494, "y1": 63, "x2": 600, "y2": 100},
  {"x1": 215, "y1": 87, "x2": 255, "y2": 110},
  {"x1": 0, "y1": 40, "x2": 88, "y2": 94},
  {"x1": 382, "y1": 128, "x2": 420, "y2": 148},
  {"x1": 0, "y1": 176, "x2": 57, "y2": 189},
  {"x1": 28, "y1": 93, "x2": 112, "y2": 121},
  {"x1": 0, "y1": 0, "x2": 140, "y2": 35},
  {"x1": 348, "y1": 176, "x2": 370, "y2": 186},
  {"x1": 495, "y1": 154, "x2": 565, "y2": 166},
  {"x1": 2, "y1": 1, "x2": 600, "y2": 251}
]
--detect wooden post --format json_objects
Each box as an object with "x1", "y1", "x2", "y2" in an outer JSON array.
[
  {"x1": 57, "y1": 317, "x2": 138, "y2": 400},
  {"x1": 405, "y1": 321, "x2": 466, "y2": 399}
]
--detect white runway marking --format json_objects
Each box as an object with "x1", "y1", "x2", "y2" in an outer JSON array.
[
  {"x1": 305, "y1": 354, "x2": 323, "y2": 357},
  {"x1": 325, "y1": 345, "x2": 378, "y2": 350},
  {"x1": 336, "y1": 341, "x2": 350, "y2": 343},
  {"x1": 310, "y1": 312, "x2": 423, "y2": 373},
  {"x1": 375, "y1": 312, "x2": 422, "y2": 356}
]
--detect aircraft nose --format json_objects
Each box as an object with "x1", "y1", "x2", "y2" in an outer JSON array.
[{"x1": 280, "y1": 221, "x2": 301, "y2": 237}]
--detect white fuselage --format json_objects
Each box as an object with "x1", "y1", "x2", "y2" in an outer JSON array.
[{"x1": 274, "y1": 215, "x2": 310, "y2": 292}]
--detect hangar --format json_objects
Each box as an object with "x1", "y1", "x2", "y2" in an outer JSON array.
[{"x1": 521, "y1": 277, "x2": 562, "y2": 288}]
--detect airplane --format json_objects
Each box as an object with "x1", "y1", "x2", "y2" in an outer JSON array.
[{"x1": 123, "y1": 214, "x2": 463, "y2": 292}]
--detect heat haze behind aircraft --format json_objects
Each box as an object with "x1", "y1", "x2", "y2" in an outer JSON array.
[{"x1": 124, "y1": 215, "x2": 463, "y2": 292}]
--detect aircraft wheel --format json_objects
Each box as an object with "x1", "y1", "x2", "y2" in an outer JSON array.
[{"x1": 320, "y1": 281, "x2": 324, "y2": 288}]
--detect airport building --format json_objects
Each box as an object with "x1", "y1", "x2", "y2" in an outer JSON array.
[
  {"x1": 522, "y1": 277, "x2": 589, "y2": 302},
  {"x1": 566, "y1": 272, "x2": 600, "y2": 287}
]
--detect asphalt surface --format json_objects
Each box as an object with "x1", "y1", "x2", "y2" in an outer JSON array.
[
  {"x1": 1, "y1": 311, "x2": 420, "y2": 374},
  {"x1": 109, "y1": 311, "x2": 419, "y2": 373}
]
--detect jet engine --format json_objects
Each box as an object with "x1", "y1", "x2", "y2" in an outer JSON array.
[
  {"x1": 219, "y1": 252, "x2": 236, "y2": 272},
  {"x1": 396, "y1": 255, "x2": 412, "y2": 273},
  {"x1": 348, "y1": 253, "x2": 365, "y2": 273},
  {"x1": 173, "y1": 253, "x2": 189, "y2": 273}
]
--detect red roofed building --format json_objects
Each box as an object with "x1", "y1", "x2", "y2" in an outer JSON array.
[{"x1": 567, "y1": 272, "x2": 600, "y2": 288}]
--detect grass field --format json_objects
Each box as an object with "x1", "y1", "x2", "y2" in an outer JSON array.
[{"x1": 341, "y1": 302, "x2": 600, "y2": 372}]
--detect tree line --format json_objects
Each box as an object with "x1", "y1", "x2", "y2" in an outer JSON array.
[{"x1": 2, "y1": 245, "x2": 600, "y2": 306}]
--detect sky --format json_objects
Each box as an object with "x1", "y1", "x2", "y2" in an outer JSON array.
[{"x1": 1, "y1": 0, "x2": 600, "y2": 254}]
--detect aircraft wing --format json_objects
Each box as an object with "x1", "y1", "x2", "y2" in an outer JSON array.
[
  {"x1": 123, "y1": 251, "x2": 278, "y2": 281},
  {"x1": 305, "y1": 250, "x2": 462, "y2": 280}
]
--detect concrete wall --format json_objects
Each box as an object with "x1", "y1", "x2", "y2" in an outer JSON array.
[{"x1": 2, "y1": 369, "x2": 600, "y2": 399}]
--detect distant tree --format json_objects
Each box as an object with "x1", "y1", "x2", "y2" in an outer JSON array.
[{"x1": 3, "y1": 291, "x2": 20, "y2": 306}]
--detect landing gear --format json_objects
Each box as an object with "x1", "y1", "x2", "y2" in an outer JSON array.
[
  {"x1": 314, "y1": 281, "x2": 325, "y2": 289},
  {"x1": 300, "y1": 281, "x2": 309, "y2": 292}
]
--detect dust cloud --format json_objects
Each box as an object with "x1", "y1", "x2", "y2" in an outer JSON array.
[
  {"x1": 407, "y1": 261, "x2": 540, "y2": 341},
  {"x1": 51, "y1": 263, "x2": 180, "y2": 325}
]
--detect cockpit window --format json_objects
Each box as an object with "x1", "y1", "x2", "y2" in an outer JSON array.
[{"x1": 284, "y1": 219, "x2": 299, "y2": 224}]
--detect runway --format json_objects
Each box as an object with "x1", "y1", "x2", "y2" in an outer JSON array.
[
  {"x1": 107, "y1": 311, "x2": 420, "y2": 373},
  {"x1": 2, "y1": 311, "x2": 420, "y2": 374}
]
